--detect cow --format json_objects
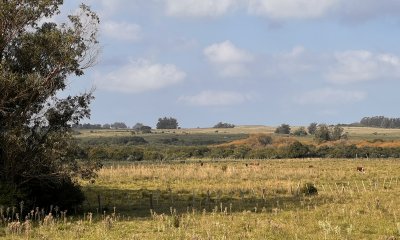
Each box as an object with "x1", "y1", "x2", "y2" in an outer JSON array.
[{"x1": 357, "y1": 166, "x2": 365, "y2": 173}]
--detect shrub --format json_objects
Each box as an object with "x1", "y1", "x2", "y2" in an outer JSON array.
[
  {"x1": 256, "y1": 134, "x2": 273, "y2": 146},
  {"x1": 293, "y1": 127, "x2": 308, "y2": 136},
  {"x1": 126, "y1": 149, "x2": 144, "y2": 161},
  {"x1": 275, "y1": 124, "x2": 291, "y2": 134},
  {"x1": 301, "y1": 183, "x2": 318, "y2": 196},
  {"x1": 286, "y1": 141, "x2": 311, "y2": 158}
]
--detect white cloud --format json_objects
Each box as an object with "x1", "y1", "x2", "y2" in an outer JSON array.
[
  {"x1": 295, "y1": 88, "x2": 366, "y2": 105},
  {"x1": 247, "y1": 0, "x2": 337, "y2": 19},
  {"x1": 204, "y1": 40, "x2": 253, "y2": 64},
  {"x1": 165, "y1": 0, "x2": 237, "y2": 17},
  {"x1": 204, "y1": 41, "x2": 253, "y2": 77},
  {"x1": 326, "y1": 50, "x2": 400, "y2": 84},
  {"x1": 102, "y1": 21, "x2": 142, "y2": 42},
  {"x1": 95, "y1": 59, "x2": 186, "y2": 93},
  {"x1": 179, "y1": 90, "x2": 252, "y2": 106}
]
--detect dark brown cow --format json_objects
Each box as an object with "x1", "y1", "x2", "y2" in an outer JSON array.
[{"x1": 357, "y1": 166, "x2": 365, "y2": 172}]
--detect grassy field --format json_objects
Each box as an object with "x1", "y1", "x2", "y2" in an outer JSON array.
[
  {"x1": 75, "y1": 125, "x2": 400, "y2": 145},
  {"x1": 2, "y1": 158, "x2": 400, "y2": 239}
]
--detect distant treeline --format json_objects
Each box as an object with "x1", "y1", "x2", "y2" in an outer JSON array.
[
  {"x1": 360, "y1": 116, "x2": 400, "y2": 128},
  {"x1": 85, "y1": 142, "x2": 400, "y2": 161},
  {"x1": 73, "y1": 122, "x2": 128, "y2": 129}
]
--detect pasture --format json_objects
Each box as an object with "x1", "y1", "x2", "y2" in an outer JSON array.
[
  {"x1": 2, "y1": 158, "x2": 400, "y2": 239},
  {"x1": 75, "y1": 125, "x2": 400, "y2": 145}
]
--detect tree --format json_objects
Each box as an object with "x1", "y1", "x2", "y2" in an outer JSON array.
[
  {"x1": 156, "y1": 117, "x2": 178, "y2": 129},
  {"x1": 307, "y1": 122, "x2": 318, "y2": 135},
  {"x1": 275, "y1": 124, "x2": 291, "y2": 134},
  {"x1": 0, "y1": 1, "x2": 100, "y2": 208},
  {"x1": 213, "y1": 122, "x2": 235, "y2": 128},
  {"x1": 111, "y1": 122, "x2": 127, "y2": 129},
  {"x1": 133, "y1": 123, "x2": 151, "y2": 133},
  {"x1": 132, "y1": 123, "x2": 144, "y2": 130},
  {"x1": 314, "y1": 124, "x2": 331, "y2": 143},
  {"x1": 331, "y1": 125, "x2": 344, "y2": 140}
]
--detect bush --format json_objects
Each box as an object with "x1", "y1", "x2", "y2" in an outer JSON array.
[
  {"x1": 301, "y1": 183, "x2": 318, "y2": 196},
  {"x1": 20, "y1": 178, "x2": 85, "y2": 209},
  {"x1": 126, "y1": 149, "x2": 144, "y2": 161},
  {"x1": 285, "y1": 141, "x2": 311, "y2": 158},
  {"x1": 293, "y1": 127, "x2": 308, "y2": 136},
  {"x1": 256, "y1": 134, "x2": 273, "y2": 146},
  {"x1": 112, "y1": 136, "x2": 148, "y2": 145},
  {"x1": 275, "y1": 124, "x2": 291, "y2": 134},
  {"x1": 232, "y1": 146, "x2": 251, "y2": 159}
]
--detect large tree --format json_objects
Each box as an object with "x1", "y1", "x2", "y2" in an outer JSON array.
[
  {"x1": 156, "y1": 117, "x2": 179, "y2": 129},
  {"x1": 0, "y1": 1, "x2": 100, "y2": 208}
]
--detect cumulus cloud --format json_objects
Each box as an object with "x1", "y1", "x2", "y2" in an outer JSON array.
[
  {"x1": 247, "y1": 0, "x2": 337, "y2": 20},
  {"x1": 179, "y1": 90, "x2": 252, "y2": 106},
  {"x1": 204, "y1": 40, "x2": 253, "y2": 64},
  {"x1": 295, "y1": 88, "x2": 366, "y2": 105},
  {"x1": 204, "y1": 41, "x2": 253, "y2": 77},
  {"x1": 102, "y1": 21, "x2": 142, "y2": 42},
  {"x1": 95, "y1": 59, "x2": 186, "y2": 93},
  {"x1": 326, "y1": 50, "x2": 400, "y2": 84},
  {"x1": 165, "y1": 0, "x2": 237, "y2": 17}
]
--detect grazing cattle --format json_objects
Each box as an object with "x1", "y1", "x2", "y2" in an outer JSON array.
[
  {"x1": 308, "y1": 165, "x2": 314, "y2": 168},
  {"x1": 199, "y1": 161, "x2": 204, "y2": 166},
  {"x1": 357, "y1": 166, "x2": 365, "y2": 172}
]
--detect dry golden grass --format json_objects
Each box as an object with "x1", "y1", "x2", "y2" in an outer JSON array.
[{"x1": 3, "y1": 158, "x2": 400, "y2": 239}]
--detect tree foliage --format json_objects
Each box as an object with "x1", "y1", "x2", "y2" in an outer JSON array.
[
  {"x1": 213, "y1": 122, "x2": 235, "y2": 128},
  {"x1": 307, "y1": 122, "x2": 318, "y2": 135},
  {"x1": 111, "y1": 122, "x2": 127, "y2": 129},
  {"x1": 0, "y1": 1, "x2": 100, "y2": 208},
  {"x1": 360, "y1": 116, "x2": 400, "y2": 128},
  {"x1": 156, "y1": 117, "x2": 178, "y2": 129},
  {"x1": 293, "y1": 127, "x2": 308, "y2": 136},
  {"x1": 314, "y1": 124, "x2": 346, "y2": 143},
  {"x1": 275, "y1": 124, "x2": 291, "y2": 134}
]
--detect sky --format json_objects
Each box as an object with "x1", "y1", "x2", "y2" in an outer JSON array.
[{"x1": 55, "y1": 0, "x2": 400, "y2": 128}]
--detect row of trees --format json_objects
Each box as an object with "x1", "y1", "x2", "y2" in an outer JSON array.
[
  {"x1": 74, "y1": 118, "x2": 238, "y2": 130},
  {"x1": 74, "y1": 122, "x2": 128, "y2": 129},
  {"x1": 275, "y1": 123, "x2": 346, "y2": 142},
  {"x1": 213, "y1": 122, "x2": 235, "y2": 128},
  {"x1": 360, "y1": 116, "x2": 400, "y2": 128}
]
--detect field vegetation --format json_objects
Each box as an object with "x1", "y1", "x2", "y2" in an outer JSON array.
[{"x1": 2, "y1": 158, "x2": 400, "y2": 239}]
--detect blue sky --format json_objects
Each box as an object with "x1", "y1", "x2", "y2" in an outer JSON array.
[{"x1": 57, "y1": 0, "x2": 400, "y2": 128}]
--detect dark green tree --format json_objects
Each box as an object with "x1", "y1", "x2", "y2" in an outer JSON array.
[
  {"x1": 156, "y1": 117, "x2": 178, "y2": 129},
  {"x1": 0, "y1": 1, "x2": 100, "y2": 208}
]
